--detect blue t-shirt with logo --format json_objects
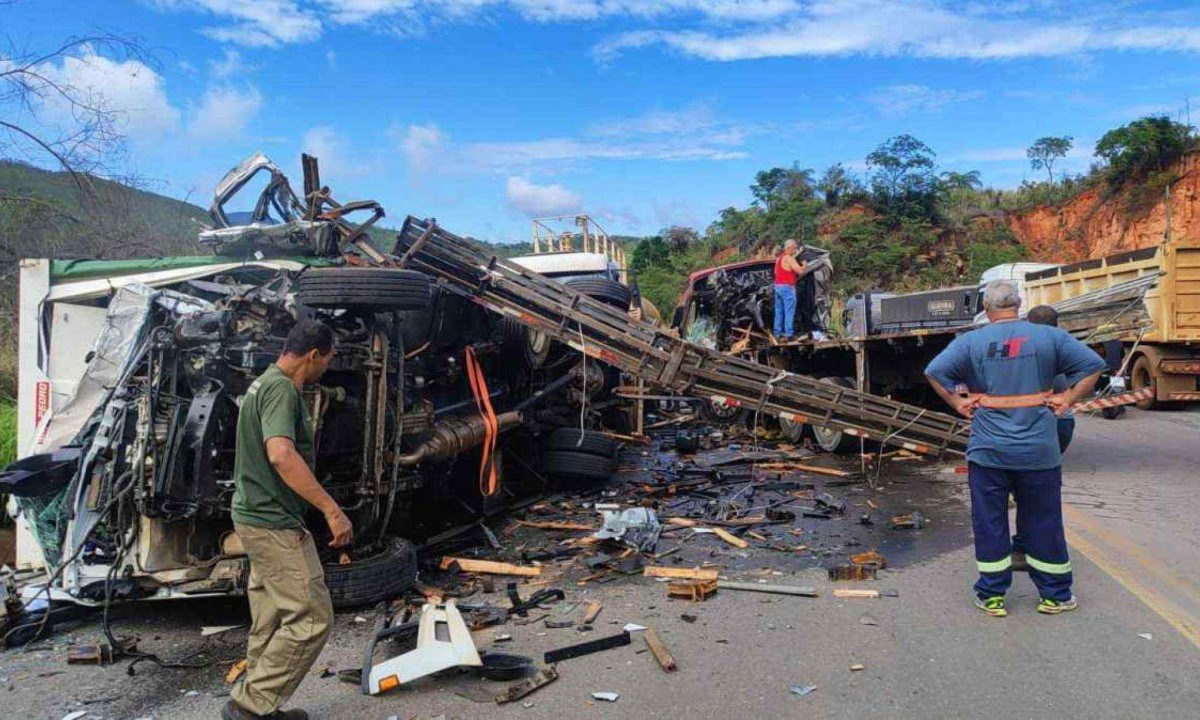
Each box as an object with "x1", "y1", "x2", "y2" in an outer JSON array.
[{"x1": 925, "y1": 320, "x2": 1105, "y2": 470}]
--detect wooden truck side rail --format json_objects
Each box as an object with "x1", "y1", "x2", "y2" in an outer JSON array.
[{"x1": 391, "y1": 216, "x2": 974, "y2": 458}]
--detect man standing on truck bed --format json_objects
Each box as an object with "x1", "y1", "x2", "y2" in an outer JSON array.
[
  {"x1": 772, "y1": 239, "x2": 807, "y2": 343},
  {"x1": 924, "y1": 281, "x2": 1105, "y2": 618},
  {"x1": 225, "y1": 319, "x2": 354, "y2": 720}
]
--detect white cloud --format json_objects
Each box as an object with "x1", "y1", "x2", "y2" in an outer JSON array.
[
  {"x1": 154, "y1": 0, "x2": 322, "y2": 47},
  {"x1": 505, "y1": 176, "x2": 582, "y2": 216},
  {"x1": 210, "y1": 48, "x2": 249, "y2": 78},
  {"x1": 469, "y1": 136, "x2": 745, "y2": 166},
  {"x1": 35, "y1": 45, "x2": 181, "y2": 138},
  {"x1": 396, "y1": 122, "x2": 445, "y2": 173},
  {"x1": 326, "y1": 50, "x2": 338, "y2": 68},
  {"x1": 393, "y1": 106, "x2": 750, "y2": 179},
  {"x1": 322, "y1": 0, "x2": 803, "y2": 25},
  {"x1": 149, "y1": 0, "x2": 1200, "y2": 64},
  {"x1": 301, "y1": 125, "x2": 377, "y2": 178},
  {"x1": 189, "y1": 84, "x2": 264, "y2": 139},
  {"x1": 590, "y1": 105, "x2": 717, "y2": 137},
  {"x1": 594, "y1": 1, "x2": 1200, "y2": 62},
  {"x1": 867, "y1": 85, "x2": 984, "y2": 117}
]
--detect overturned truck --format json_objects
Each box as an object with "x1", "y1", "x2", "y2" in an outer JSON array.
[{"x1": 5, "y1": 154, "x2": 631, "y2": 611}]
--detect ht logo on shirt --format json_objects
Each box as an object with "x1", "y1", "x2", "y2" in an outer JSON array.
[{"x1": 986, "y1": 336, "x2": 1028, "y2": 359}]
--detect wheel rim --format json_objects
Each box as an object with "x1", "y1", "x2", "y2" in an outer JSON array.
[
  {"x1": 780, "y1": 416, "x2": 805, "y2": 441},
  {"x1": 1133, "y1": 363, "x2": 1152, "y2": 392},
  {"x1": 707, "y1": 400, "x2": 742, "y2": 419},
  {"x1": 527, "y1": 329, "x2": 549, "y2": 355},
  {"x1": 812, "y1": 424, "x2": 843, "y2": 452}
]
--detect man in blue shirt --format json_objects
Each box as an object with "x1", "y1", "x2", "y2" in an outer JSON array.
[{"x1": 925, "y1": 280, "x2": 1105, "y2": 617}]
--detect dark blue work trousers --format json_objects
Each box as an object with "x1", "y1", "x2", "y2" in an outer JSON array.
[{"x1": 969, "y1": 462, "x2": 1073, "y2": 602}]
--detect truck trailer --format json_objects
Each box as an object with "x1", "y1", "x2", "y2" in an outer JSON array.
[{"x1": 1024, "y1": 237, "x2": 1200, "y2": 409}]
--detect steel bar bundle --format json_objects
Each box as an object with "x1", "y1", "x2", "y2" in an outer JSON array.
[{"x1": 393, "y1": 217, "x2": 972, "y2": 457}]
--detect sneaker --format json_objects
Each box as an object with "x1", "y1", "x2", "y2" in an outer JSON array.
[
  {"x1": 1037, "y1": 596, "x2": 1078, "y2": 615},
  {"x1": 975, "y1": 596, "x2": 1008, "y2": 617}
]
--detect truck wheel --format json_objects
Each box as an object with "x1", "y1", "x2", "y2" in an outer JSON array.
[
  {"x1": 297, "y1": 267, "x2": 433, "y2": 311},
  {"x1": 1130, "y1": 356, "x2": 1160, "y2": 410},
  {"x1": 323, "y1": 537, "x2": 418, "y2": 609},
  {"x1": 543, "y1": 428, "x2": 619, "y2": 458},
  {"x1": 779, "y1": 415, "x2": 806, "y2": 443},
  {"x1": 564, "y1": 277, "x2": 631, "y2": 311},
  {"x1": 541, "y1": 450, "x2": 615, "y2": 487},
  {"x1": 697, "y1": 398, "x2": 748, "y2": 426},
  {"x1": 501, "y1": 317, "x2": 550, "y2": 369},
  {"x1": 813, "y1": 377, "x2": 860, "y2": 454}
]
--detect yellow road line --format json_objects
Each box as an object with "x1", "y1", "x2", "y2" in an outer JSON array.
[{"x1": 1064, "y1": 506, "x2": 1200, "y2": 650}]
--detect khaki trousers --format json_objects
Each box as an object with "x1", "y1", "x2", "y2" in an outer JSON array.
[{"x1": 233, "y1": 523, "x2": 333, "y2": 715}]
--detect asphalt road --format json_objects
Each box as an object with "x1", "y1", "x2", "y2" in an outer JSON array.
[{"x1": 5, "y1": 408, "x2": 1200, "y2": 719}]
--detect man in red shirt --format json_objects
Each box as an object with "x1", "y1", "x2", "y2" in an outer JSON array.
[{"x1": 772, "y1": 239, "x2": 807, "y2": 342}]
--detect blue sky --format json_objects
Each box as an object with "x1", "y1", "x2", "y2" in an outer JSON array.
[{"x1": 3, "y1": 0, "x2": 1199, "y2": 242}]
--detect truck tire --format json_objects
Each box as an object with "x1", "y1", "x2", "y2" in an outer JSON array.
[
  {"x1": 323, "y1": 537, "x2": 418, "y2": 609},
  {"x1": 1130, "y1": 356, "x2": 1160, "y2": 410},
  {"x1": 543, "y1": 428, "x2": 619, "y2": 458},
  {"x1": 541, "y1": 450, "x2": 614, "y2": 486},
  {"x1": 779, "y1": 415, "x2": 806, "y2": 443},
  {"x1": 812, "y1": 377, "x2": 860, "y2": 454},
  {"x1": 501, "y1": 317, "x2": 550, "y2": 369},
  {"x1": 298, "y1": 267, "x2": 433, "y2": 311},
  {"x1": 564, "y1": 277, "x2": 631, "y2": 311},
  {"x1": 697, "y1": 398, "x2": 748, "y2": 426}
]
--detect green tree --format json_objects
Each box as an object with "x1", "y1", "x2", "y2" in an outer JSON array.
[
  {"x1": 939, "y1": 170, "x2": 982, "y2": 193},
  {"x1": 629, "y1": 235, "x2": 670, "y2": 273},
  {"x1": 817, "y1": 163, "x2": 863, "y2": 207},
  {"x1": 750, "y1": 164, "x2": 815, "y2": 209},
  {"x1": 663, "y1": 225, "x2": 700, "y2": 253},
  {"x1": 1026, "y1": 136, "x2": 1074, "y2": 184},
  {"x1": 1095, "y1": 117, "x2": 1194, "y2": 186},
  {"x1": 866, "y1": 134, "x2": 939, "y2": 224}
]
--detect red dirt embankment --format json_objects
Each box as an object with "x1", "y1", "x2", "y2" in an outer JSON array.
[{"x1": 1006, "y1": 152, "x2": 1200, "y2": 262}]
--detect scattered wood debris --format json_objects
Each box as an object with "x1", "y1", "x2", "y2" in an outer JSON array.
[
  {"x1": 645, "y1": 565, "x2": 720, "y2": 581},
  {"x1": 439, "y1": 557, "x2": 542, "y2": 576}
]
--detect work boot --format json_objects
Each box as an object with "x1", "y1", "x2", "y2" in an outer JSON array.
[
  {"x1": 974, "y1": 596, "x2": 1008, "y2": 617},
  {"x1": 1037, "y1": 596, "x2": 1078, "y2": 615},
  {"x1": 1011, "y1": 551, "x2": 1029, "y2": 572},
  {"x1": 222, "y1": 700, "x2": 310, "y2": 720}
]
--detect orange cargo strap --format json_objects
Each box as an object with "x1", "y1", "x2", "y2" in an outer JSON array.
[
  {"x1": 464, "y1": 347, "x2": 500, "y2": 497},
  {"x1": 961, "y1": 391, "x2": 1054, "y2": 410}
]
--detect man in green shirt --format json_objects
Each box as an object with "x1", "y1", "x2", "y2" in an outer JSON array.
[{"x1": 225, "y1": 319, "x2": 353, "y2": 720}]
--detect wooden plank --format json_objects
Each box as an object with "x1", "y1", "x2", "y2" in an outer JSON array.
[
  {"x1": 644, "y1": 565, "x2": 720, "y2": 581},
  {"x1": 643, "y1": 627, "x2": 678, "y2": 672},
  {"x1": 711, "y1": 527, "x2": 750, "y2": 549},
  {"x1": 717, "y1": 581, "x2": 818, "y2": 597},
  {"x1": 753, "y1": 463, "x2": 850, "y2": 478},
  {"x1": 439, "y1": 557, "x2": 541, "y2": 576},
  {"x1": 515, "y1": 520, "x2": 595, "y2": 532},
  {"x1": 581, "y1": 601, "x2": 603, "y2": 625},
  {"x1": 832, "y1": 588, "x2": 879, "y2": 599}
]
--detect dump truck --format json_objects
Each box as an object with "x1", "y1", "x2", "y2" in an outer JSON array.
[{"x1": 1024, "y1": 236, "x2": 1200, "y2": 409}]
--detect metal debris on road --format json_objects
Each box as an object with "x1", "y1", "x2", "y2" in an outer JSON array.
[
  {"x1": 544, "y1": 631, "x2": 632, "y2": 664},
  {"x1": 496, "y1": 667, "x2": 559, "y2": 705},
  {"x1": 790, "y1": 684, "x2": 818, "y2": 697}
]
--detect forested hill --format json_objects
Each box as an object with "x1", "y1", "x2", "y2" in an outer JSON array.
[{"x1": 628, "y1": 116, "x2": 1200, "y2": 315}]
